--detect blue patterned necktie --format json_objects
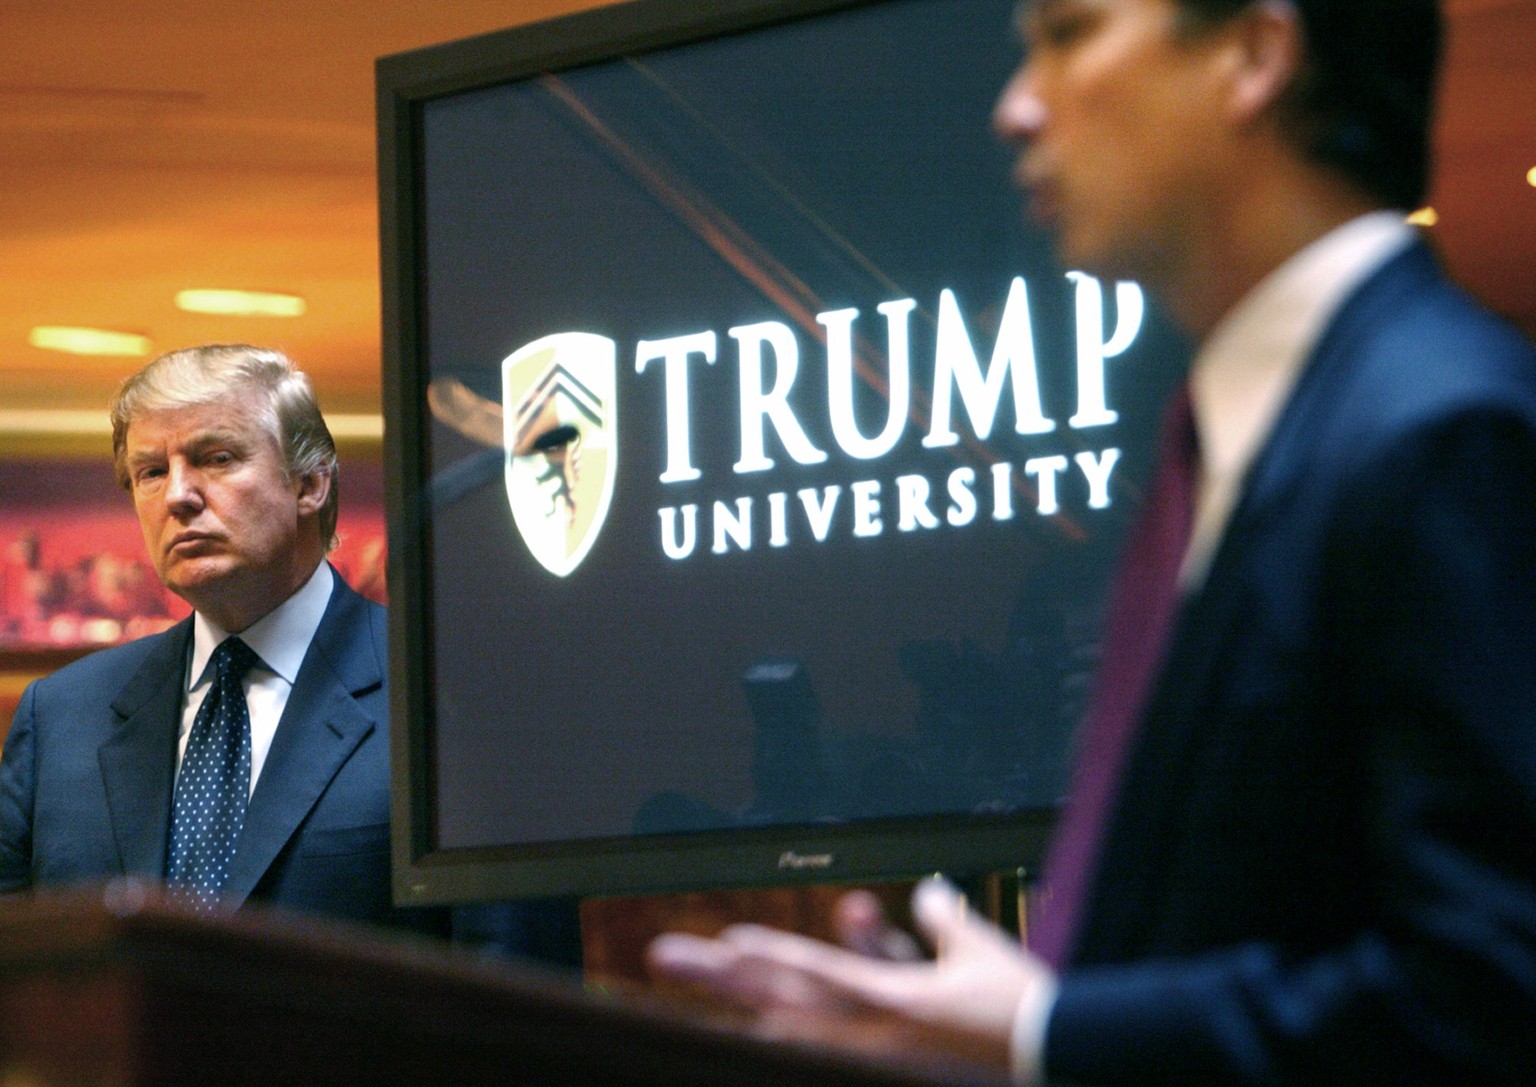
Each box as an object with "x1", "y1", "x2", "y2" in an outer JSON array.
[{"x1": 165, "y1": 636, "x2": 259, "y2": 910}]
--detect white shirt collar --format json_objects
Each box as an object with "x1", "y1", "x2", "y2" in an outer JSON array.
[
  {"x1": 1180, "y1": 212, "x2": 1418, "y2": 586},
  {"x1": 188, "y1": 562, "x2": 335, "y2": 689}
]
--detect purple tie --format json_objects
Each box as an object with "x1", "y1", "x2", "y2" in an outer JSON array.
[{"x1": 1030, "y1": 384, "x2": 1199, "y2": 969}]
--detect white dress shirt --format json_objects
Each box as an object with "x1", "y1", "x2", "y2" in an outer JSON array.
[
  {"x1": 177, "y1": 562, "x2": 334, "y2": 796},
  {"x1": 1010, "y1": 211, "x2": 1419, "y2": 1085}
]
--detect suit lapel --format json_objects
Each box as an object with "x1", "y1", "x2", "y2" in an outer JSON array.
[
  {"x1": 99, "y1": 620, "x2": 191, "y2": 878},
  {"x1": 222, "y1": 575, "x2": 382, "y2": 905}
]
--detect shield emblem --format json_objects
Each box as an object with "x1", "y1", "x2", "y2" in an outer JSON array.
[{"x1": 500, "y1": 332, "x2": 618, "y2": 577}]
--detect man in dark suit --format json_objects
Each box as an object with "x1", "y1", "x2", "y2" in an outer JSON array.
[
  {"x1": 0, "y1": 344, "x2": 434, "y2": 932},
  {"x1": 648, "y1": 0, "x2": 1536, "y2": 1083}
]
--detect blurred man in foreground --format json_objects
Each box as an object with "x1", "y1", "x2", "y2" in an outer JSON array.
[{"x1": 650, "y1": 1, "x2": 1536, "y2": 1083}]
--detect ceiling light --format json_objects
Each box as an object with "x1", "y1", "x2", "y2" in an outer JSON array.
[
  {"x1": 1405, "y1": 207, "x2": 1438, "y2": 227},
  {"x1": 28, "y1": 326, "x2": 151, "y2": 357},
  {"x1": 1527, "y1": 166, "x2": 1536, "y2": 189},
  {"x1": 175, "y1": 289, "x2": 307, "y2": 317}
]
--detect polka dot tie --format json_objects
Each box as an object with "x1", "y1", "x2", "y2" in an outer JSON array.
[{"x1": 165, "y1": 636, "x2": 259, "y2": 911}]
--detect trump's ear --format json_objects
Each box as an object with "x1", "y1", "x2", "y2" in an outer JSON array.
[
  {"x1": 295, "y1": 468, "x2": 332, "y2": 517},
  {"x1": 1221, "y1": 0, "x2": 1305, "y2": 126}
]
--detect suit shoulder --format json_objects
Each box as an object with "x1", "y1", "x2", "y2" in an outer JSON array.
[
  {"x1": 1350, "y1": 251, "x2": 1536, "y2": 398},
  {"x1": 1254, "y1": 252, "x2": 1536, "y2": 509},
  {"x1": 1308, "y1": 251, "x2": 1536, "y2": 449},
  {"x1": 28, "y1": 627, "x2": 182, "y2": 699}
]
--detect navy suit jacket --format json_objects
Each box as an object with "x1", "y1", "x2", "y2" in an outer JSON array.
[
  {"x1": 0, "y1": 569, "x2": 438, "y2": 934},
  {"x1": 1044, "y1": 243, "x2": 1536, "y2": 1085}
]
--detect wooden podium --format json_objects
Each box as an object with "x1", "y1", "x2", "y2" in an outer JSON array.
[{"x1": 0, "y1": 883, "x2": 1001, "y2": 1086}]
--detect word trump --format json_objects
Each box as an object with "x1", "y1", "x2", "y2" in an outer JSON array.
[{"x1": 636, "y1": 274, "x2": 1143, "y2": 559}]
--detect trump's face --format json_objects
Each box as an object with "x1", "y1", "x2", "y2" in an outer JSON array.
[
  {"x1": 994, "y1": 0, "x2": 1240, "y2": 283},
  {"x1": 123, "y1": 397, "x2": 326, "y2": 631}
]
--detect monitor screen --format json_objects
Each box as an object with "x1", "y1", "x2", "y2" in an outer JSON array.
[{"x1": 378, "y1": 0, "x2": 1188, "y2": 906}]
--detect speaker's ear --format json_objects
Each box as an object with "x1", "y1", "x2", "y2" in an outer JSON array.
[{"x1": 1222, "y1": 0, "x2": 1306, "y2": 126}]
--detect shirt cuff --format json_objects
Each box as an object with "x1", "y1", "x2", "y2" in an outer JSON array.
[{"x1": 1009, "y1": 969, "x2": 1060, "y2": 1086}]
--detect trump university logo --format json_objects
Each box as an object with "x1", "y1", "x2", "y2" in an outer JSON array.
[
  {"x1": 496, "y1": 273, "x2": 1146, "y2": 577},
  {"x1": 501, "y1": 333, "x2": 619, "y2": 578}
]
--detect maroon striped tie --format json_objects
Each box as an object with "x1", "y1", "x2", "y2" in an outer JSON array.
[{"x1": 1030, "y1": 384, "x2": 1200, "y2": 969}]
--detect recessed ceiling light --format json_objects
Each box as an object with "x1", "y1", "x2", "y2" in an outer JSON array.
[
  {"x1": 1405, "y1": 207, "x2": 1438, "y2": 227},
  {"x1": 175, "y1": 289, "x2": 307, "y2": 317},
  {"x1": 28, "y1": 326, "x2": 151, "y2": 357}
]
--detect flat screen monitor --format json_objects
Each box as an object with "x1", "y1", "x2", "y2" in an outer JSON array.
[{"x1": 378, "y1": 0, "x2": 1188, "y2": 907}]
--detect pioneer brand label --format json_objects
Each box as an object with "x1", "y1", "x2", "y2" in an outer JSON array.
[{"x1": 777, "y1": 850, "x2": 836, "y2": 871}]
